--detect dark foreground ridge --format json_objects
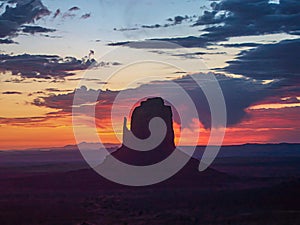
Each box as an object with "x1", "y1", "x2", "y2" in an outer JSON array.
[{"x1": 0, "y1": 97, "x2": 299, "y2": 224}]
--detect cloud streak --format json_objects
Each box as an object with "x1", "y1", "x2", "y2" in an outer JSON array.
[
  {"x1": 2, "y1": 91, "x2": 22, "y2": 95},
  {"x1": 113, "y1": 15, "x2": 195, "y2": 32},
  {"x1": 21, "y1": 25, "x2": 56, "y2": 34},
  {"x1": 0, "y1": 53, "x2": 97, "y2": 80}
]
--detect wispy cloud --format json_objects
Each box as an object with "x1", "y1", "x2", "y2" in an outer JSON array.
[
  {"x1": 21, "y1": 25, "x2": 56, "y2": 34},
  {"x1": 51, "y1": 6, "x2": 91, "y2": 21},
  {"x1": 113, "y1": 15, "x2": 195, "y2": 32},
  {"x1": 80, "y1": 13, "x2": 91, "y2": 19},
  {"x1": 45, "y1": 88, "x2": 73, "y2": 93},
  {"x1": 2, "y1": 91, "x2": 22, "y2": 95}
]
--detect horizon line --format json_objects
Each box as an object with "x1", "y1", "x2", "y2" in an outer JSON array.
[{"x1": 1, "y1": 142, "x2": 300, "y2": 152}]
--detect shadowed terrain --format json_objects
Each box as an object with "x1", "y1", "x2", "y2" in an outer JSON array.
[
  {"x1": 0, "y1": 145, "x2": 300, "y2": 225},
  {"x1": 0, "y1": 98, "x2": 299, "y2": 224}
]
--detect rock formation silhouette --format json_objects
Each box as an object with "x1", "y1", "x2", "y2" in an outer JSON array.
[
  {"x1": 129, "y1": 97, "x2": 175, "y2": 149},
  {"x1": 4, "y1": 97, "x2": 234, "y2": 191},
  {"x1": 99, "y1": 97, "x2": 234, "y2": 186},
  {"x1": 112, "y1": 97, "x2": 176, "y2": 166}
]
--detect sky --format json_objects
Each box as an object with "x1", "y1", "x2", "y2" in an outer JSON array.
[{"x1": 0, "y1": 0, "x2": 299, "y2": 150}]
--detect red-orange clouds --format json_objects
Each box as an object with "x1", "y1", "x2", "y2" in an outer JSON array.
[{"x1": 1, "y1": 74, "x2": 299, "y2": 149}]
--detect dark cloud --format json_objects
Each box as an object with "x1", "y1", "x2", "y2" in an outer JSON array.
[
  {"x1": 21, "y1": 25, "x2": 56, "y2": 34},
  {"x1": 0, "y1": 53, "x2": 97, "y2": 80},
  {"x1": 69, "y1": 6, "x2": 80, "y2": 11},
  {"x1": 108, "y1": 36, "x2": 210, "y2": 48},
  {"x1": 150, "y1": 36, "x2": 209, "y2": 48},
  {"x1": 141, "y1": 24, "x2": 161, "y2": 29},
  {"x1": 193, "y1": 3, "x2": 223, "y2": 26},
  {"x1": 108, "y1": 37, "x2": 209, "y2": 48},
  {"x1": 140, "y1": 49, "x2": 225, "y2": 59},
  {"x1": 174, "y1": 15, "x2": 187, "y2": 24},
  {"x1": 193, "y1": 0, "x2": 300, "y2": 41},
  {"x1": 45, "y1": 88, "x2": 73, "y2": 93},
  {"x1": 142, "y1": 15, "x2": 191, "y2": 29},
  {"x1": 2, "y1": 91, "x2": 22, "y2": 95},
  {"x1": 113, "y1": 27, "x2": 139, "y2": 32},
  {"x1": 32, "y1": 87, "x2": 118, "y2": 125},
  {"x1": 170, "y1": 74, "x2": 274, "y2": 127},
  {"x1": 218, "y1": 38, "x2": 300, "y2": 108},
  {"x1": 88, "y1": 50, "x2": 94, "y2": 58},
  {"x1": 107, "y1": 41, "x2": 130, "y2": 46},
  {"x1": 220, "y1": 43, "x2": 263, "y2": 48},
  {"x1": 53, "y1": 9, "x2": 60, "y2": 19},
  {"x1": 172, "y1": 51, "x2": 226, "y2": 59},
  {"x1": 4, "y1": 77, "x2": 31, "y2": 83},
  {"x1": 0, "y1": 38, "x2": 17, "y2": 44},
  {"x1": 112, "y1": 0, "x2": 300, "y2": 48},
  {"x1": 3, "y1": 71, "x2": 297, "y2": 129},
  {"x1": 81, "y1": 13, "x2": 91, "y2": 19},
  {"x1": 0, "y1": 0, "x2": 51, "y2": 40},
  {"x1": 2, "y1": 69, "x2": 294, "y2": 128},
  {"x1": 113, "y1": 15, "x2": 193, "y2": 33},
  {"x1": 51, "y1": 6, "x2": 90, "y2": 20},
  {"x1": 220, "y1": 38, "x2": 300, "y2": 80},
  {"x1": 31, "y1": 73, "x2": 278, "y2": 129},
  {"x1": 27, "y1": 91, "x2": 46, "y2": 96},
  {"x1": 67, "y1": 77, "x2": 104, "y2": 82}
]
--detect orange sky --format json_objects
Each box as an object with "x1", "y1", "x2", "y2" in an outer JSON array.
[{"x1": 0, "y1": 101, "x2": 299, "y2": 150}]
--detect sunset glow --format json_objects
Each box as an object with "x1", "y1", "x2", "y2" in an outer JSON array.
[{"x1": 0, "y1": 0, "x2": 299, "y2": 150}]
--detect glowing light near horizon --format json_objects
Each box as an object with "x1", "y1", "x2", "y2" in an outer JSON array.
[
  {"x1": 268, "y1": 0, "x2": 280, "y2": 4},
  {"x1": 262, "y1": 79, "x2": 275, "y2": 85},
  {"x1": 249, "y1": 103, "x2": 300, "y2": 110}
]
